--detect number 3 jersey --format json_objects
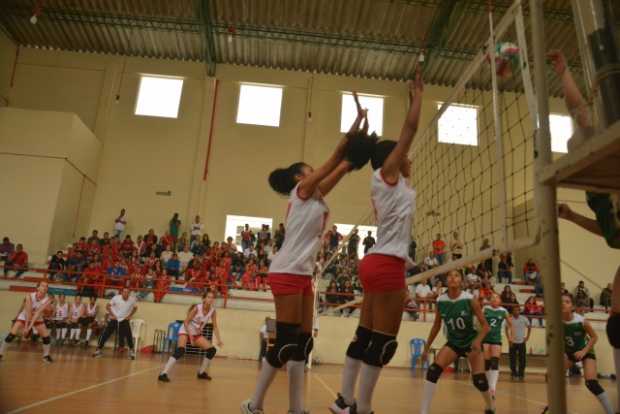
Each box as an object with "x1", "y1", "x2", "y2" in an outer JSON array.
[
  {"x1": 483, "y1": 305, "x2": 509, "y2": 344},
  {"x1": 564, "y1": 313, "x2": 591, "y2": 354},
  {"x1": 438, "y1": 291, "x2": 477, "y2": 348}
]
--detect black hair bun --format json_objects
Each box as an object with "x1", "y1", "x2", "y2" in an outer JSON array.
[{"x1": 345, "y1": 131, "x2": 378, "y2": 170}]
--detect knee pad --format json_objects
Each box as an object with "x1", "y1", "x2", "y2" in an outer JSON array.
[
  {"x1": 490, "y1": 357, "x2": 500, "y2": 370},
  {"x1": 607, "y1": 314, "x2": 620, "y2": 348},
  {"x1": 484, "y1": 359, "x2": 491, "y2": 370},
  {"x1": 5, "y1": 333, "x2": 15, "y2": 343},
  {"x1": 266, "y1": 322, "x2": 300, "y2": 368},
  {"x1": 205, "y1": 347, "x2": 217, "y2": 360},
  {"x1": 292, "y1": 332, "x2": 313, "y2": 362},
  {"x1": 42, "y1": 336, "x2": 51, "y2": 345},
  {"x1": 585, "y1": 379, "x2": 605, "y2": 396},
  {"x1": 426, "y1": 363, "x2": 443, "y2": 383},
  {"x1": 346, "y1": 325, "x2": 372, "y2": 360},
  {"x1": 362, "y1": 331, "x2": 398, "y2": 367},
  {"x1": 473, "y1": 373, "x2": 489, "y2": 392},
  {"x1": 172, "y1": 347, "x2": 185, "y2": 360}
]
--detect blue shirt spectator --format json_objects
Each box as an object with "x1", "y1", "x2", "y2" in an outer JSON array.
[{"x1": 166, "y1": 254, "x2": 181, "y2": 279}]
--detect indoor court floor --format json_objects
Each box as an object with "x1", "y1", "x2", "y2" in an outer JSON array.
[{"x1": 0, "y1": 346, "x2": 614, "y2": 414}]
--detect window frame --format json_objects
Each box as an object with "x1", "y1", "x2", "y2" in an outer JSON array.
[
  {"x1": 235, "y1": 82, "x2": 285, "y2": 128},
  {"x1": 340, "y1": 92, "x2": 385, "y2": 136},
  {"x1": 134, "y1": 74, "x2": 185, "y2": 119},
  {"x1": 549, "y1": 113, "x2": 574, "y2": 154},
  {"x1": 436, "y1": 101, "x2": 480, "y2": 147}
]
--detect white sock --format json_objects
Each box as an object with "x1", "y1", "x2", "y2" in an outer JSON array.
[
  {"x1": 596, "y1": 391, "x2": 614, "y2": 414},
  {"x1": 488, "y1": 369, "x2": 499, "y2": 392},
  {"x1": 250, "y1": 359, "x2": 279, "y2": 410},
  {"x1": 86, "y1": 329, "x2": 92, "y2": 341},
  {"x1": 70, "y1": 329, "x2": 77, "y2": 340},
  {"x1": 43, "y1": 343, "x2": 51, "y2": 357},
  {"x1": 420, "y1": 380, "x2": 437, "y2": 414},
  {"x1": 199, "y1": 357, "x2": 211, "y2": 374},
  {"x1": 161, "y1": 356, "x2": 177, "y2": 375},
  {"x1": 614, "y1": 348, "x2": 620, "y2": 413},
  {"x1": 356, "y1": 363, "x2": 381, "y2": 414},
  {"x1": 56, "y1": 329, "x2": 61, "y2": 340},
  {"x1": 287, "y1": 360, "x2": 305, "y2": 413},
  {"x1": 61, "y1": 328, "x2": 67, "y2": 339},
  {"x1": 341, "y1": 356, "x2": 362, "y2": 406}
]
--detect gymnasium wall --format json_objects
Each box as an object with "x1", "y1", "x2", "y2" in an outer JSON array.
[
  {"x1": 0, "y1": 291, "x2": 614, "y2": 373},
  {"x1": 0, "y1": 31, "x2": 15, "y2": 105}
]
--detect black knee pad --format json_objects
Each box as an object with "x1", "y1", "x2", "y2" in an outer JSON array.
[
  {"x1": 346, "y1": 325, "x2": 372, "y2": 360},
  {"x1": 292, "y1": 332, "x2": 313, "y2": 362},
  {"x1": 484, "y1": 359, "x2": 491, "y2": 370},
  {"x1": 172, "y1": 347, "x2": 185, "y2": 360},
  {"x1": 362, "y1": 331, "x2": 398, "y2": 367},
  {"x1": 42, "y1": 336, "x2": 51, "y2": 345},
  {"x1": 490, "y1": 357, "x2": 499, "y2": 370},
  {"x1": 266, "y1": 322, "x2": 300, "y2": 368},
  {"x1": 5, "y1": 333, "x2": 15, "y2": 343},
  {"x1": 473, "y1": 373, "x2": 489, "y2": 392},
  {"x1": 205, "y1": 347, "x2": 217, "y2": 360},
  {"x1": 607, "y1": 314, "x2": 620, "y2": 348},
  {"x1": 426, "y1": 363, "x2": 443, "y2": 383},
  {"x1": 585, "y1": 379, "x2": 605, "y2": 396}
]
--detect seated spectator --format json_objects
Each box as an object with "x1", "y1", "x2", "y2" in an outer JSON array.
[
  {"x1": 423, "y1": 252, "x2": 439, "y2": 268},
  {"x1": 48, "y1": 250, "x2": 66, "y2": 281},
  {"x1": 160, "y1": 245, "x2": 174, "y2": 263},
  {"x1": 500, "y1": 285, "x2": 519, "y2": 312},
  {"x1": 523, "y1": 258, "x2": 540, "y2": 285},
  {"x1": 66, "y1": 250, "x2": 85, "y2": 282},
  {"x1": 414, "y1": 280, "x2": 433, "y2": 312},
  {"x1": 466, "y1": 266, "x2": 480, "y2": 284},
  {"x1": 325, "y1": 280, "x2": 339, "y2": 309},
  {"x1": 241, "y1": 259, "x2": 257, "y2": 290},
  {"x1": 338, "y1": 279, "x2": 355, "y2": 317},
  {"x1": 450, "y1": 231, "x2": 463, "y2": 261},
  {"x1": 225, "y1": 236, "x2": 238, "y2": 253},
  {"x1": 573, "y1": 280, "x2": 593, "y2": 312},
  {"x1": 120, "y1": 235, "x2": 135, "y2": 259},
  {"x1": 154, "y1": 273, "x2": 172, "y2": 303},
  {"x1": 479, "y1": 278, "x2": 495, "y2": 304},
  {"x1": 601, "y1": 283, "x2": 613, "y2": 312},
  {"x1": 432, "y1": 233, "x2": 447, "y2": 265},
  {"x1": 0, "y1": 237, "x2": 15, "y2": 267},
  {"x1": 177, "y1": 232, "x2": 189, "y2": 252},
  {"x1": 523, "y1": 296, "x2": 544, "y2": 327},
  {"x1": 178, "y1": 245, "x2": 194, "y2": 272},
  {"x1": 81, "y1": 261, "x2": 103, "y2": 297},
  {"x1": 87, "y1": 230, "x2": 100, "y2": 244},
  {"x1": 107, "y1": 259, "x2": 128, "y2": 286},
  {"x1": 4, "y1": 243, "x2": 28, "y2": 278},
  {"x1": 165, "y1": 253, "x2": 181, "y2": 280},
  {"x1": 432, "y1": 280, "x2": 444, "y2": 299},
  {"x1": 497, "y1": 253, "x2": 513, "y2": 283}
]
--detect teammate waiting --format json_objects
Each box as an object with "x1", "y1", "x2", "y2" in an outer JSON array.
[
  {"x1": 420, "y1": 269, "x2": 495, "y2": 414},
  {"x1": 82, "y1": 296, "x2": 99, "y2": 347},
  {"x1": 331, "y1": 69, "x2": 424, "y2": 414},
  {"x1": 53, "y1": 293, "x2": 69, "y2": 344},
  {"x1": 158, "y1": 290, "x2": 223, "y2": 382},
  {"x1": 68, "y1": 295, "x2": 85, "y2": 345},
  {"x1": 482, "y1": 294, "x2": 512, "y2": 399},
  {"x1": 0, "y1": 281, "x2": 54, "y2": 363},
  {"x1": 92, "y1": 287, "x2": 138, "y2": 360}
]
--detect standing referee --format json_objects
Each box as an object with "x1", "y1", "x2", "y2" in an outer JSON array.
[{"x1": 92, "y1": 287, "x2": 138, "y2": 360}]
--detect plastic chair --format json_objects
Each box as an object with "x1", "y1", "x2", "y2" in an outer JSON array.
[
  {"x1": 410, "y1": 338, "x2": 427, "y2": 370},
  {"x1": 129, "y1": 319, "x2": 146, "y2": 356},
  {"x1": 167, "y1": 321, "x2": 182, "y2": 352}
]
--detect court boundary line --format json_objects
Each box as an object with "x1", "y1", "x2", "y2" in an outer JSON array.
[
  {"x1": 312, "y1": 372, "x2": 337, "y2": 399},
  {"x1": 6, "y1": 366, "x2": 159, "y2": 414}
]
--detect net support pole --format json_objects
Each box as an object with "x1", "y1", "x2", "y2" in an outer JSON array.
[{"x1": 529, "y1": 1, "x2": 567, "y2": 413}]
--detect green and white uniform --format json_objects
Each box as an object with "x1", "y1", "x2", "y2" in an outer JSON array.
[
  {"x1": 438, "y1": 291, "x2": 477, "y2": 355},
  {"x1": 564, "y1": 313, "x2": 596, "y2": 362},
  {"x1": 483, "y1": 305, "x2": 508, "y2": 345}
]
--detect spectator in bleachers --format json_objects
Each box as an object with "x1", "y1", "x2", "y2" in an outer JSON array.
[
  {"x1": 601, "y1": 283, "x2": 613, "y2": 312},
  {"x1": 48, "y1": 250, "x2": 66, "y2": 281},
  {"x1": 424, "y1": 251, "x2": 439, "y2": 268},
  {"x1": 432, "y1": 233, "x2": 447, "y2": 264},
  {"x1": 225, "y1": 236, "x2": 238, "y2": 253},
  {"x1": 325, "y1": 280, "x2": 339, "y2": 310},
  {"x1": 362, "y1": 231, "x2": 376, "y2": 255},
  {"x1": 466, "y1": 265, "x2": 480, "y2": 285},
  {"x1": 347, "y1": 229, "x2": 360, "y2": 258},
  {"x1": 101, "y1": 232, "x2": 111, "y2": 246},
  {"x1": 338, "y1": 279, "x2": 355, "y2": 317},
  {"x1": 523, "y1": 258, "x2": 540, "y2": 285},
  {"x1": 87, "y1": 230, "x2": 100, "y2": 244},
  {"x1": 432, "y1": 280, "x2": 444, "y2": 300},
  {"x1": 169, "y1": 213, "x2": 181, "y2": 246},
  {"x1": 144, "y1": 229, "x2": 157, "y2": 249},
  {"x1": 190, "y1": 215, "x2": 204, "y2": 240},
  {"x1": 450, "y1": 231, "x2": 463, "y2": 261},
  {"x1": 4, "y1": 243, "x2": 28, "y2": 278},
  {"x1": 509, "y1": 305, "x2": 531, "y2": 381},
  {"x1": 66, "y1": 250, "x2": 85, "y2": 282},
  {"x1": 120, "y1": 235, "x2": 135, "y2": 259},
  {"x1": 160, "y1": 243, "x2": 174, "y2": 263},
  {"x1": 177, "y1": 232, "x2": 189, "y2": 252},
  {"x1": 523, "y1": 296, "x2": 544, "y2": 327},
  {"x1": 257, "y1": 224, "x2": 271, "y2": 248},
  {"x1": 481, "y1": 238, "x2": 493, "y2": 272},
  {"x1": 178, "y1": 244, "x2": 194, "y2": 273},
  {"x1": 479, "y1": 278, "x2": 495, "y2": 304},
  {"x1": 500, "y1": 285, "x2": 519, "y2": 312},
  {"x1": 241, "y1": 224, "x2": 255, "y2": 252},
  {"x1": 328, "y1": 225, "x2": 343, "y2": 252},
  {"x1": 415, "y1": 280, "x2": 433, "y2": 312},
  {"x1": 574, "y1": 280, "x2": 593, "y2": 313},
  {"x1": 404, "y1": 294, "x2": 419, "y2": 321},
  {"x1": 166, "y1": 253, "x2": 181, "y2": 280},
  {"x1": 409, "y1": 238, "x2": 417, "y2": 262},
  {"x1": 113, "y1": 208, "x2": 127, "y2": 238},
  {"x1": 0, "y1": 237, "x2": 15, "y2": 267},
  {"x1": 274, "y1": 223, "x2": 285, "y2": 250},
  {"x1": 497, "y1": 254, "x2": 513, "y2": 284}
]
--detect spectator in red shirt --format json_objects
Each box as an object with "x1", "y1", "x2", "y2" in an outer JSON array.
[
  {"x1": 5, "y1": 244, "x2": 28, "y2": 278},
  {"x1": 120, "y1": 235, "x2": 135, "y2": 259},
  {"x1": 432, "y1": 233, "x2": 447, "y2": 265},
  {"x1": 523, "y1": 258, "x2": 540, "y2": 285}
]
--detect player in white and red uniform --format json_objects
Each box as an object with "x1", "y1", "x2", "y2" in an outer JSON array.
[
  {"x1": 82, "y1": 296, "x2": 99, "y2": 347},
  {"x1": 68, "y1": 296, "x2": 85, "y2": 345},
  {"x1": 0, "y1": 281, "x2": 54, "y2": 363},
  {"x1": 241, "y1": 93, "x2": 371, "y2": 414},
  {"x1": 331, "y1": 71, "x2": 424, "y2": 414},
  {"x1": 53, "y1": 294, "x2": 69, "y2": 344},
  {"x1": 158, "y1": 290, "x2": 223, "y2": 382}
]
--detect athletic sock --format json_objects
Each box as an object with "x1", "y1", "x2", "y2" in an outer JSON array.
[
  {"x1": 287, "y1": 360, "x2": 305, "y2": 413},
  {"x1": 199, "y1": 357, "x2": 211, "y2": 374},
  {"x1": 161, "y1": 356, "x2": 177, "y2": 375},
  {"x1": 356, "y1": 363, "x2": 381, "y2": 414},
  {"x1": 61, "y1": 328, "x2": 67, "y2": 339},
  {"x1": 614, "y1": 348, "x2": 620, "y2": 413},
  {"x1": 481, "y1": 390, "x2": 495, "y2": 411},
  {"x1": 420, "y1": 380, "x2": 437, "y2": 414},
  {"x1": 341, "y1": 356, "x2": 362, "y2": 406},
  {"x1": 86, "y1": 329, "x2": 92, "y2": 341},
  {"x1": 596, "y1": 391, "x2": 614, "y2": 414},
  {"x1": 488, "y1": 369, "x2": 499, "y2": 392},
  {"x1": 56, "y1": 329, "x2": 61, "y2": 340},
  {"x1": 43, "y1": 343, "x2": 51, "y2": 357},
  {"x1": 70, "y1": 329, "x2": 76, "y2": 340},
  {"x1": 250, "y1": 358, "x2": 278, "y2": 410}
]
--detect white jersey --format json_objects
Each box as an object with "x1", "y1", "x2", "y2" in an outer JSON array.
[
  {"x1": 269, "y1": 184, "x2": 329, "y2": 276},
  {"x1": 179, "y1": 303, "x2": 216, "y2": 336},
  {"x1": 53, "y1": 303, "x2": 69, "y2": 321},
  {"x1": 17, "y1": 292, "x2": 51, "y2": 322},
  {"x1": 70, "y1": 303, "x2": 84, "y2": 320},
  {"x1": 86, "y1": 303, "x2": 97, "y2": 317},
  {"x1": 367, "y1": 169, "x2": 416, "y2": 265}
]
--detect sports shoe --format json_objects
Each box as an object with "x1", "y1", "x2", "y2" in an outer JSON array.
[
  {"x1": 92, "y1": 349, "x2": 103, "y2": 358},
  {"x1": 129, "y1": 351, "x2": 136, "y2": 360},
  {"x1": 240, "y1": 399, "x2": 263, "y2": 414},
  {"x1": 158, "y1": 373, "x2": 170, "y2": 382},
  {"x1": 330, "y1": 393, "x2": 356, "y2": 414},
  {"x1": 484, "y1": 410, "x2": 496, "y2": 414},
  {"x1": 43, "y1": 355, "x2": 53, "y2": 364},
  {"x1": 197, "y1": 372, "x2": 212, "y2": 380}
]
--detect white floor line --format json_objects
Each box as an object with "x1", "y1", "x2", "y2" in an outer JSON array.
[
  {"x1": 6, "y1": 366, "x2": 159, "y2": 414},
  {"x1": 312, "y1": 372, "x2": 337, "y2": 400}
]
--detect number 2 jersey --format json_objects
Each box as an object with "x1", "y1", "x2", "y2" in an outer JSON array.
[
  {"x1": 483, "y1": 305, "x2": 509, "y2": 344},
  {"x1": 438, "y1": 291, "x2": 477, "y2": 349}
]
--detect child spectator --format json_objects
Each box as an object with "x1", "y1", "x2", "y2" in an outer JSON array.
[
  {"x1": 4, "y1": 243, "x2": 28, "y2": 278},
  {"x1": 523, "y1": 296, "x2": 544, "y2": 327}
]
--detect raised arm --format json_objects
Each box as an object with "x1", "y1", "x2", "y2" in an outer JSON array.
[
  {"x1": 471, "y1": 298, "x2": 490, "y2": 353},
  {"x1": 423, "y1": 307, "x2": 443, "y2": 357},
  {"x1": 318, "y1": 160, "x2": 352, "y2": 197},
  {"x1": 558, "y1": 204, "x2": 603, "y2": 237},
  {"x1": 547, "y1": 50, "x2": 591, "y2": 129},
  {"x1": 382, "y1": 69, "x2": 424, "y2": 183}
]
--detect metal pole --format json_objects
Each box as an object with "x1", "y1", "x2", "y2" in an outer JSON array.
[{"x1": 529, "y1": 1, "x2": 567, "y2": 413}]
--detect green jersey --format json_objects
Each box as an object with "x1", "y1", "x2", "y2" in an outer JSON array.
[
  {"x1": 564, "y1": 313, "x2": 591, "y2": 354},
  {"x1": 438, "y1": 291, "x2": 477, "y2": 349},
  {"x1": 483, "y1": 305, "x2": 508, "y2": 344}
]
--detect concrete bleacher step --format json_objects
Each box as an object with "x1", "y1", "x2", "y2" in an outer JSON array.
[
  {"x1": 9, "y1": 285, "x2": 35, "y2": 293},
  {"x1": 21, "y1": 276, "x2": 45, "y2": 283},
  {"x1": 519, "y1": 287, "x2": 536, "y2": 294}
]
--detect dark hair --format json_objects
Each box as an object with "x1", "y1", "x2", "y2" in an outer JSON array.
[
  {"x1": 562, "y1": 293, "x2": 574, "y2": 304},
  {"x1": 268, "y1": 162, "x2": 307, "y2": 195},
  {"x1": 344, "y1": 131, "x2": 378, "y2": 170},
  {"x1": 370, "y1": 140, "x2": 398, "y2": 170}
]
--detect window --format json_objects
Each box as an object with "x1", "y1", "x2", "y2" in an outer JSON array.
[
  {"x1": 135, "y1": 75, "x2": 184, "y2": 118},
  {"x1": 225, "y1": 215, "x2": 273, "y2": 252},
  {"x1": 549, "y1": 114, "x2": 574, "y2": 153},
  {"x1": 334, "y1": 223, "x2": 378, "y2": 259},
  {"x1": 340, "y1": 93, "x2": 384, "y2": 135},
  {"x1": 437, "y1": 102, "x2": 478, "y2": 146},
  {"x1": 236, "y1": 84, "x2": 283, "y2": 127}
]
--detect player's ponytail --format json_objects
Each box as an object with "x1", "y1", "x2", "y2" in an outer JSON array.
[
  {"x1": 268, "y1": 162, "x2": 307, "y2": 195},
  {"x1": 345, "y1": 131, "x2": 378, "y2": 170},
  {"x1": 370, "y1": 140, "x2": 398, "y2": 170}
]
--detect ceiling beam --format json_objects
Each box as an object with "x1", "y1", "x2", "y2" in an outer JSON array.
[
  {"x1": 199, "y1": 0, "x2": 217, "y2": 76},
  {"x1": 422, "y1": 0, "x2": 465, "y2": 67}
]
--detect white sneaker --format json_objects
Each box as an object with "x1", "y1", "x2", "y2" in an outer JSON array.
[
  {"x1": 92, "y1": 349, "x2": 103, "y2": 358},
  {"x1": 240, "y1": 399, "x2": 263, "y2": 414},
  {"x1": 129, "y1": 351, "x2": 136, "y2": 360}
]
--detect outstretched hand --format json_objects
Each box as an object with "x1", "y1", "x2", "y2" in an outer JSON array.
[
  {"x1": 547, "y1": 50, "x2": 567, "y2": 76},
  {"x1": 352, "y1": 91, "x2": 366, "y2": 119},
  {"x1": 409, "y1": 66, "x2": 424, "y2": 98}
]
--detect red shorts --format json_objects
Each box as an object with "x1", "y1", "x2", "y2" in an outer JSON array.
[
  {"x1": 267, "y1": 273, "x2": 314, "y2": 297},
  {"x1": 359, "y1": 254, "x2": 406, "y2": 293}
]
